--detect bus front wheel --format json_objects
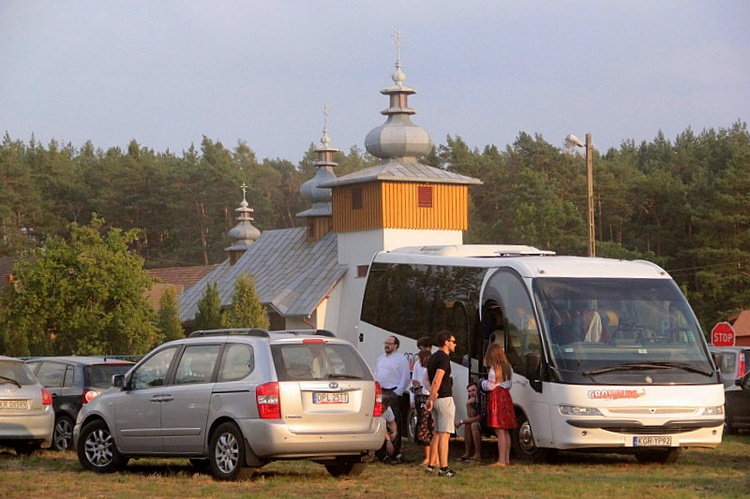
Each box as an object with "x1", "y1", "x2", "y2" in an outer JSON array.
[{"x1": 512, "y1": 411, "x2": 554, "y2": 463}]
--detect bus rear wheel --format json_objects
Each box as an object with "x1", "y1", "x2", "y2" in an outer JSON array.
[{"x1": 512, "y1": 411, "x2": 554, "y2": 463}]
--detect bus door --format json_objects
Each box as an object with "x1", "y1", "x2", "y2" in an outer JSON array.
[{"x1": 482, "y1": 269, "x2": 552, "y2": 444}]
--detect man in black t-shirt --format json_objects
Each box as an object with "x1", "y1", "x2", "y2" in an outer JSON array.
[{"x1": 425, "y1": 330, "x2": 457, "y2": 477}]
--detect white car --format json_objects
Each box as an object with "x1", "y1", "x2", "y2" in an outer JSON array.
[
  {"x1": 74, "y1": 329, "x2": 386, "y2": 480},
  {"x1": 0, "y1": 355, "x2": 54, "y2": 455}
]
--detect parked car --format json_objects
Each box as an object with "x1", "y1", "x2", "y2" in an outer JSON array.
[
  {"x1": 26, "y1": 356, "x2": 134, "y2": 450},
  {"x1": 0, "y1": 355, "x2": 54, "y2": 455},
  {"x1": 74, "y1": 329, "x2": 385, "y2": 480},
  {"x1": 736, "y1": 371, "x2": 750, "y2": 425},
  {"x1": 708, "y1": 345, "x2": 750, "y2": 433}
]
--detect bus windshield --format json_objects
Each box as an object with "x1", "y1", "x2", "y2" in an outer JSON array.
[{"x1": 533, "y1": 277, "x2": 714, "y2": 384}]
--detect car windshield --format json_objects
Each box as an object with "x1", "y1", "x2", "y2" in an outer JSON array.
[
  {"x1": 534, "y1": 277, "x2": 714, "y2": 384},
  {"x1": 0, "y1": 360, "x2": 38, "y2": 386},
  {"x1": 271, "y1": 342, "x2": 373, "y2": 382},
  {"x1": 86, "y1": 364, "x2": 133, "y2": 388}
]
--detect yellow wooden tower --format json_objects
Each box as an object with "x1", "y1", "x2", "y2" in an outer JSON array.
[{"x1": 320, "y1": 57, "x2": 481, "y2": 239}]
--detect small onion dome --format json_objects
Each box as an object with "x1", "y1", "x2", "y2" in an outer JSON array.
[
  {"x1": 364, "y1": 60, "x2": 433, "y2": 160},
  {"x1": 226, "y1": 196, "x2": 260, "y2": 248},
  {"x1": 300, "y1": 166, "x2": 336, "y2": 207},
  {"x1": 298, "y1": 123, "x2": 338, "y2": 216}
]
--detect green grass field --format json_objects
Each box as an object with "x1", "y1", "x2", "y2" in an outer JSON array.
[{"x1": 1, "y1": 434, "x2": 748, "y2": 498}]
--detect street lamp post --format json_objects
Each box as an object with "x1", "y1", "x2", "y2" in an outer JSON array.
[{"x1": 566, "y1": 133, "x2": 596, "y2": 257}]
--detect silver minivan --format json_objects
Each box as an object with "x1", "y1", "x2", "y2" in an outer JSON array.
[{"x1": 73, "y1": 329, "x2": 385, "y2": 480}]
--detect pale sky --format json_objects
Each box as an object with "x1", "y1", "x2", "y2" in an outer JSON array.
[{"x1": 1, "y1": 1, "x2": 748, "y2": 162}]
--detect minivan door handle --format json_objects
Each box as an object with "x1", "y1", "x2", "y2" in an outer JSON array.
[{"x1": 150, "y1": 394, "x2": 174, "y2": 403}]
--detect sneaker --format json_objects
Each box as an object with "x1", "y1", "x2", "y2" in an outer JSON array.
[
  {"x1": 438, "y1": 467, "x2": 456, "y2": 477},
  {"x1": 424, "y1": 465, "x2": 435, "y2": 473}
]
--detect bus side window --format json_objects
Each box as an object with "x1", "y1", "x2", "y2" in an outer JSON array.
[
  {"x1": 485, "y1": 270, "x2": 543, "y2": 381},
  {"x1": 479, "y1": 300, "x2": 506, "y2": 371}
]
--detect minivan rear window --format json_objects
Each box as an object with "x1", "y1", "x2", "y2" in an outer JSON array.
[{"x1": 271, "y1": 343, "x2": 373, "y2": 381}]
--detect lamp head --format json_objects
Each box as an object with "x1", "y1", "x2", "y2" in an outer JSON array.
[{"x1": 565, "y1": 134, "x2": 584, "y2": 148}]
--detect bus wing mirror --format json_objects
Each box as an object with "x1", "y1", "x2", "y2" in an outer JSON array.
[
  {"x1": 525, "y1": 352, "x2": 543, "y2": 393},
  {"x1": 525, "y1": 352, "x2": 542, "y2": 377},
  {"x1": 711, "y1": 352, "x2": 722, "y2": 372}
]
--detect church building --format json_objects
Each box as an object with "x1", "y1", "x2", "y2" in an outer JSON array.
[{"x1": 179, "y1": 53, "x2": 481, "y2": 349}]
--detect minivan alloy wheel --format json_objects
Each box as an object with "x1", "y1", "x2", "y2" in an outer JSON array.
[
  {"x1": 209, "y1": 422, "x2": 251, "y2": 481},
  {"x1": 77, "y1": 419, "x2": 128, "y2": 473}
]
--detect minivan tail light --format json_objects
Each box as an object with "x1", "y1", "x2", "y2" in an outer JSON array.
[
  {"x1": 373, "y1": 381, "x2": 383, "y2": 417},
  {"x1": 82, "y1": 389, "x2": 99, "y2": 404},
  {"x1": 256, "y1": 382, "x2": 281, "y2": 419},
  {"x1": 739, "y1": 355, "x2": 746, "y2": 379},
  {"x1": 41, "y1": 387, "x2": 53, "y2": 406},
  {"x1": 302, "y1": 338, "x2": 325, "y2": 344}
]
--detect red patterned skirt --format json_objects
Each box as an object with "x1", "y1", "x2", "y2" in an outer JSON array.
[{"x1": 486, "y1": 387, "x2": 517, "y2": 429}]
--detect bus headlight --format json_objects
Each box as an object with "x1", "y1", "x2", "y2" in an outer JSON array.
[
  {"x1": 559, "y1": 405, "x2": 603, "y2": 416},
  {"x1": 702, "y1": 405, "x2": 724, "y2": 416}
]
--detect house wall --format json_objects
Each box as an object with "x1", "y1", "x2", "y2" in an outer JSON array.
[{"x1": 284, "y1": 316, "x2": 312, "y2": 330}]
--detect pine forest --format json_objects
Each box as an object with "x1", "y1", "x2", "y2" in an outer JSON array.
[{"x1": 1, "y1": 121, "x2": 749, "y2": 333}]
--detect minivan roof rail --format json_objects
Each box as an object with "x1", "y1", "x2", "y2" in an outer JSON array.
[
  {"x1": 269, "y1": 329, "x2": 336, "y2": 338},
  {"x1": 188, "y1": 328, "x2": 270, "y2": 338},
  {"x1": 187, "y1": 328, "x2": 336, "y2": 338}
]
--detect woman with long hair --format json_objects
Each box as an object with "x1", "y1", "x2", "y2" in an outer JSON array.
[
  {"x1": 481, "y1": 343, "x2": 517, "y2": 466},
  {"x1": 410, "y1": 337, "x2": 434, "y2": 465}
]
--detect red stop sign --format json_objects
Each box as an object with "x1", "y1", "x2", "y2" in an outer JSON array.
[{"x1": 711, "y1": 322, "x2": 735, "y2": 347}]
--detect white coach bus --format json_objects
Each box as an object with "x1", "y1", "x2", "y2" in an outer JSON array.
[{"x1": 357, "y1": 244, "x2": 724, "y2": 463}]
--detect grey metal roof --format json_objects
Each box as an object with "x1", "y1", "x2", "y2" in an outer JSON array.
[
  {"x1": 318, "y1": 158, "x2": 482, "y2": 188},
  {"x1": 180, "y1": 228, "x2": 345, "y2": 321}
]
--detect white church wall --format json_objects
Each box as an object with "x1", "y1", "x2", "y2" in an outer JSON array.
[{"x1": 335, "y1": 228, "x2": 463, "y2": 351}]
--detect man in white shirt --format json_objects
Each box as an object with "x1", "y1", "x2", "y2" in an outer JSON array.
[{"x1": 375, "y1": 335, "x2": 411, "y2": 456}]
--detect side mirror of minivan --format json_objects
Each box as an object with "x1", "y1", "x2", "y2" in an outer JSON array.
[{"x1": 112, "y1": 373, "x2": 125, "y2": 388}]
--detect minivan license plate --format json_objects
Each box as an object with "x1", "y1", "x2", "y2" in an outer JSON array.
[
  {"x1": 633, "y1": 436, "x2": 672, "y2": 447},
  {"x1": 313, "y1": 392, "x2": 349, "y2": 404}
]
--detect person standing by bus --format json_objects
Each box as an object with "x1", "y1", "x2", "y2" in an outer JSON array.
[
  {"x1": 375, "y1": 335, "x2": 411, "y2": 458},
  {"x1": 425, "y1": 331, "x2": 457, "y2": 477},
  {"x1": 482, "y1": 343, "x2": 517, "y2": 467},
  {"x1": 410, "y1": 336, "x2": 434, "y2": 465}
]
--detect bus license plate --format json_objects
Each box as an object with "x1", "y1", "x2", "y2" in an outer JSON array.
[
  {"x1": 313, "y1": 392, "x2": 349, "y2": 404},
  {"x1": 633, "y1": 436, "x2": 672, "y2": 447}
]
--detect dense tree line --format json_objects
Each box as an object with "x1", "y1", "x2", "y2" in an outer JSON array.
[{"x1": 1, "y1": 122, "x2": 749, "y2": 332}]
